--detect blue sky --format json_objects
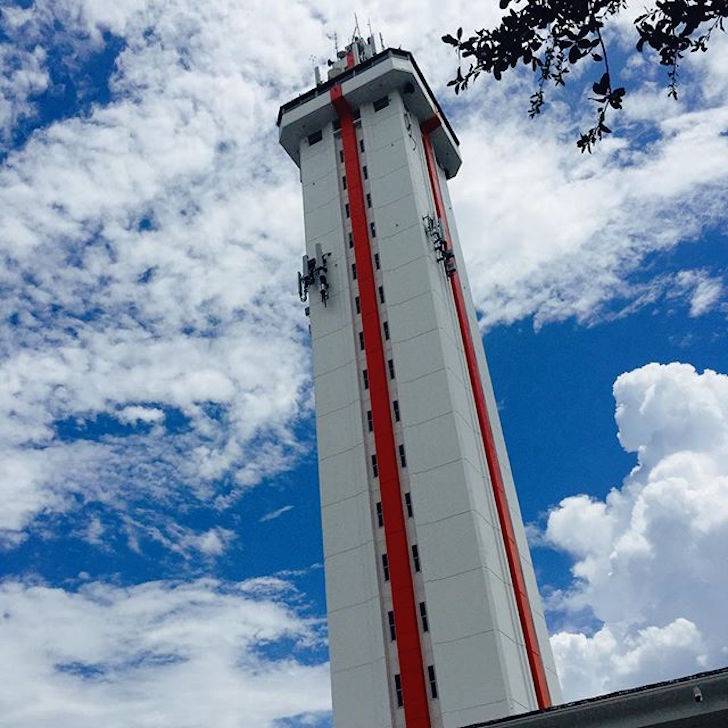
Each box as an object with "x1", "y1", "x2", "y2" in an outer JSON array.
[{"x1": 0, "y1": 2, "x2": 727, "y2": 725}]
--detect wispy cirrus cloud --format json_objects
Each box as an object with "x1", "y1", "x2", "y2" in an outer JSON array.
[{"x1": 260, "y1": 505, "x2": 295, "y2": 523}]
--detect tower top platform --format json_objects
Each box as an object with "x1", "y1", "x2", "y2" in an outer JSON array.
[{"x1": 277, "y1": 47, "x2": 461, "y2": 179}]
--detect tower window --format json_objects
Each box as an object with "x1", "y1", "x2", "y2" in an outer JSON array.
[
  {"x1": 370, "y1": 221, "x2": 376, "y2": 237},
  {"x1": 404, "y1": 492, "x2": 413, "y2": 518},
  {"x1": 374, "y1": 252, "x2": 380, "y2": 269},
  {"x1": 333, "y1": 118, "x2": 341, "y2": 131},
  {"x1": 367, "y1": 410, "x2": 373, "y2": 432},
  {"x1": 345, "y1": 203, "x2": 350, "y2": 218},
  {"x1": 371, "y1": 454, "x2": 378, "y2": 478},
  {"x1": 378, "y1": 285, "x2": 385, "y2": 304},
  {"x1": 307, "y1": 130, "x2": 322, "y2": 145},
  {"x1": 359, "y1": 331, "x2": 365, "y2": 350},
  {"x1": 412, "y1": 544, "x2": 420, "y2": 572},
  {"x1": 339, "y1": 149, "x2": 344, "y2": 163},
  {"x1": 393, "y1": 400, "x2": 400, "y2": 422},
  {"x1": 363, "y1": 165, "x2": 368, "y2": 180},
  {"x1": 394, "y1": 673, "x2": 403, "y2": 707},
  {"x1": 363, "y1": 369, "x2": 369, "y2": 389},
  {"x1": 359, "y1": 138, "x2": 365, "y2": 153},
  {"x1": 383, "y1": 321, "x2": 389, "y2": 340},
  {"x1": 382, "y1": 554, "x2": 389, "y2": 582},
  {"x1": 419, "y1": 602, "x2": 429, "y2": 632},
  {"x1": 342, "y1": 175, "x2": 347, "y2": 190},
  {"x1": 399, "y1": 444, "x2": 406, "y2": 468},
  {"x1": 348, "y1": 231, "x2": 353, "y2": 248},
  {"x1": 387, "y1": 610, "x2": 396, "y2": 641},
  {"x1": 373, "y1": 95, "x2": 390, "y2": 112},
  {"x1": 351, "y1": 263, "x2": 357, "y2": 280},
  {"x1": 352, "y1": 107, "x2": 361, "y2": 121},
  {"x1": 388, "y1": 359, "x2": 395, "y2": 380},
  {"x1": 376, "y1": 501, "x2": 383, "y2": 528},
  {"x1": 355, "y1": 296, "x2": 360, "y2": 314},
  {"x1": 428, "y1": 665, "x2": 438, "y2": 699},
  {"x1": 366, "y1": 193, "x2": 372, "y2": 208}
]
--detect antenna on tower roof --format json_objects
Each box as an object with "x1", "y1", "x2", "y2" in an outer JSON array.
[
  {"x1": 379, "y1": 32, "x2": 385, "y2": 49},
  {"x1": 352, "y1": 13, "x2": 361, "y2": 40}
]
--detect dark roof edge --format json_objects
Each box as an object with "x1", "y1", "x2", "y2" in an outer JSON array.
[
  {"x1": 276, "y1": 48, "x2": 459, "y2": 146},
  {"x1": 464, "y1": 665, "x2": 728, "y2": 728}
]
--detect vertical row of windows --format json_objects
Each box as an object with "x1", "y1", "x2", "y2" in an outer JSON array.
[
  {"x1": 419, "y1": 602, "x2": 429, "y2": 632},
  {"x1": 394, "y1": 673, "x2": 403, "y2": 707},
  {"x1": 338, "y1": 121, "x2": 435, "y2": 710},
  {"x1": 428, "y1": 665, "x2": 438, "y2": 699},
  {"x1": 387, "y1": 610, "x2": 396, "y2": 641},
  {"x1": 412, "y1": 544, "x2": 421, "y2": 572},
  {"x1": 391, "y1": 666, "x2": 437, "y2": 711}
]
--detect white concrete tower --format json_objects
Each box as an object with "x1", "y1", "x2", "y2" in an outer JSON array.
[{"x1": 278, "y1": 37, "x2": 561, "y2": 728}]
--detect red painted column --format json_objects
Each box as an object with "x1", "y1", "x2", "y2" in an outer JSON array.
[
  {"x1": 332, "y1": 84, "x2": 431, "y2": 727},
  {"x1": 420, "y1": 118, "x2": 552, "y2": 711}
]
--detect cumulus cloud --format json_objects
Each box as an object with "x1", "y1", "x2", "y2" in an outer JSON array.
[
  {"x1": 0, "y1": 577, "x2": 330, "y2": 727},
  {"x1": 545, "y1": 363, "x2": 728, "y2": 700}
]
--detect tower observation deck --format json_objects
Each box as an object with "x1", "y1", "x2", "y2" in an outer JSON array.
[{"x1": 278, "y1": 34, "x2": 561, "y2": 728}]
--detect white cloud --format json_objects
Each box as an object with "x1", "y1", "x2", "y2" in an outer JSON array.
[
  {"x1": 545, "y1": 363, "x2": 728, "y2": 700},
  {"x1": 0, "y1": 0, "x2": 726, "y2": 550},
  {"x1": 116, "y1": 406, "x2": 165, "y2": 425},
  {"x1": 451, "y1": 81, "x2": 728, "y2": 328},
  {"x1": 672, "y1": 270, "x2": 724, "y2": 317},
  {"x1": 0, "y1": 577, "x2": 331, "y2": 727},
  {"x1": 260, "y1": 505, "x2": 295, "y2": 523},
  {"x1": 0, "y1": 43, "x2": 48, "y2": 148}
]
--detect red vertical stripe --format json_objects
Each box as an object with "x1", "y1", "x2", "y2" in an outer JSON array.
[
  {"x1": 420, "y1": 119, "x2": 552, "y2": 711},
  {"x1": 331, "y1": 84, "x2": 431, "y2": 727}
]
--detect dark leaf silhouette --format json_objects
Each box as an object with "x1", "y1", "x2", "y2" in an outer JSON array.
[{"x1": 442, "y1": 0, "x2": 728, "y2": 151}]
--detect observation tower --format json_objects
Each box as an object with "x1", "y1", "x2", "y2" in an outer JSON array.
[{"x1": 278, "y1": 34, "x2": 561, "y2": 728}]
